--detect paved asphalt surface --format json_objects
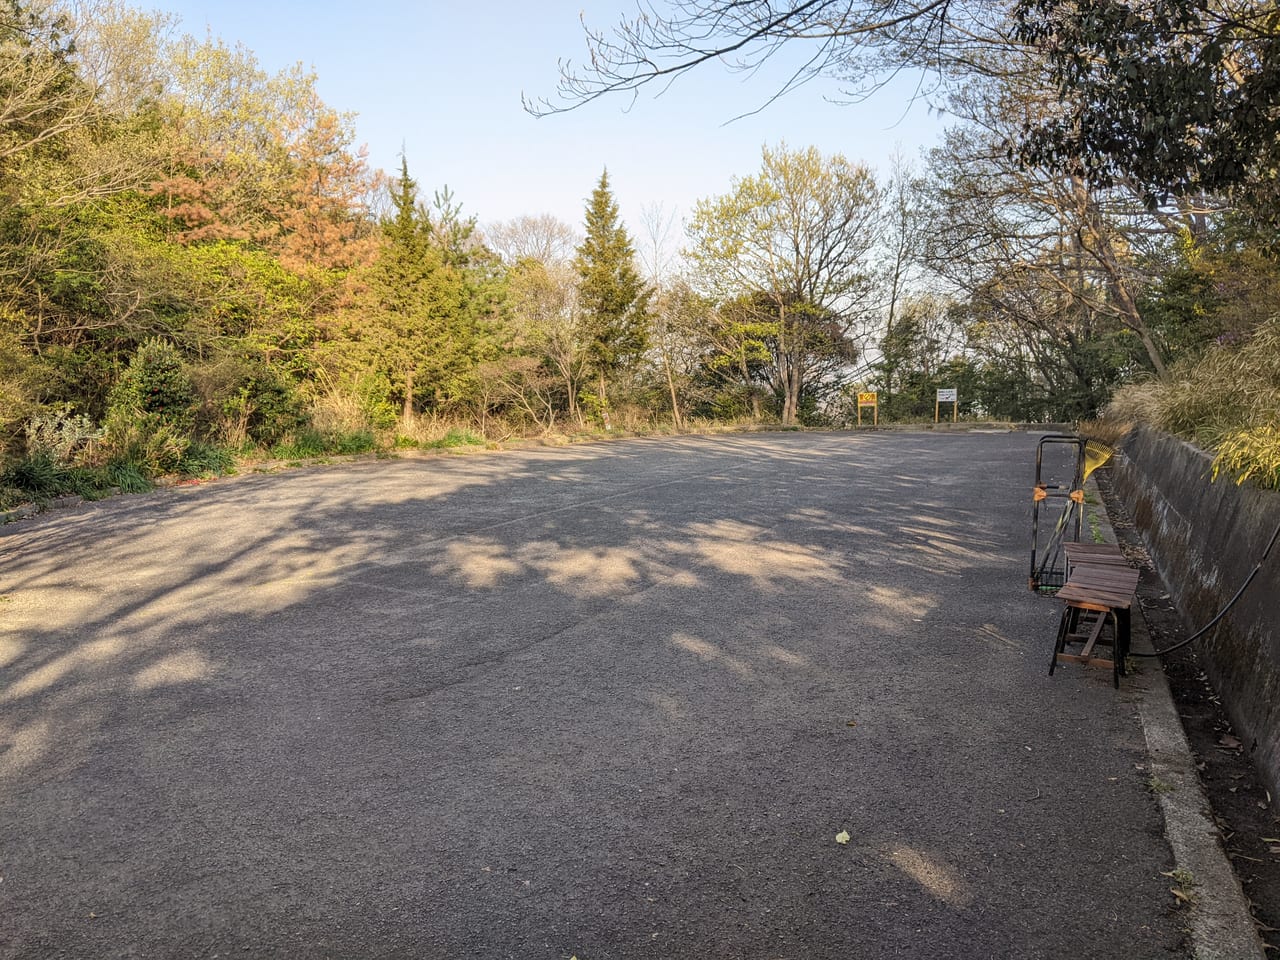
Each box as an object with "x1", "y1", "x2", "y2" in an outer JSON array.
[{"x1": 1, "y1": 432, "x2": 1185, "y2": 959}]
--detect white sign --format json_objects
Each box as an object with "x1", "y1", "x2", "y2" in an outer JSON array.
[{"x1": 936, "y1": 388, "x2": 958, "y2": 402}]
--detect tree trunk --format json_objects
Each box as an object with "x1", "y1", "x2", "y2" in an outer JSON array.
[
  {"x1": 780, "y1": 354, "x2": 801, "y2": 426},
  {"x1": 403, "y1": 370, "x2": 415, "y2": 420},
  {"x1": 778, "y1": 366, "x2": 798, "y2": 427},
  {"x1": 660, "y1": 336, "x2": 684, "y2": 430},
  {"x1": 1070, "y1": 177, "x2": 1168, "y2": 378},
  {"x1": 566, "y1": 375, "x2": 580, "y2": 424},
  {"x1": 738, "y1": 351, "x2": 760, "y2": 421},
  {"x1": 598, "y1": 370, "x2": 612, "y2": 430}
]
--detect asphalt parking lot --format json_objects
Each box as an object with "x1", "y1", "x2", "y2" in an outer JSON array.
[{"x1": 1, "y1": 432, "x2": 1185, "y2": 958}]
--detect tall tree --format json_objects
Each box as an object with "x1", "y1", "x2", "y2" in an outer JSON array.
[
  {"x1": 484, "y1": 214, "x2": 579, "y2": 266},
  {"x1": 331, "y1": 158, "x2": 467, "y2": 418},
  {"x1": 878, "y1": 154, "x2": 927, "y2": 409},
  {"x1": 920, "y1": 56, "x2": 1186, "y2": 384},
  {"x1": 573, "y1": 169, "x2": 650, "y2": 423},
  {"x1": 0, "y1": 0, "x2": 89, "y2": 164},
  {"x1": 505, "y1": 255, "x2": 590, "y2": 424},
  {"x1": 274, "y1": 88, "x2": 379, "y2": 274},
  {"x1": 685, "y1": 143, "x2": 878, "y2": 424},
  {"x1": 639, "y1": 201, "x2": 685, "y2": 428},
  {"x1": 1014, "y1": 0, "x2": 1280, "y2": 217}
]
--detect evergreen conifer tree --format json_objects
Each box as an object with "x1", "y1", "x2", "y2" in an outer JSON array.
[
  {"x1": 573, "y1": 170, "x2": 651, "y2": 423},
  {"x1": 346, "y1": 157, "x2": 474, "y2": 418}
]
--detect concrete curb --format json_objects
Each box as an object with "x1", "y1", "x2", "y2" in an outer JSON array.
[
  {"x1": 1131, "y1": 637, "x2": 1267, "y2": 960},
  {"x1": 1090, "y1": 479, "x2": 1267, "y2": 959}
]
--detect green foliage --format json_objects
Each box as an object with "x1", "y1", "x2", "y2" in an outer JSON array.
[
  {"x1": 270, "y1": 429, "x2": 328, "y2": 459},
  {"x1": 101, "y1": 339, "x2": 195, "y2": 472},
  {"x1": 424, "y1": 427, "x2": 484, "y2": 449},
  {"x1": 178, "y1": 441, "x2": 236, "y2": 478},
  {"x1": 270, "y1": 427, "x2": 376, "y2": 460},
  {"x1": 2, "y1": 452, "x2": 63, "y2": 499},
  {"x1": 107, "y1": 338, "x2": 195, "y2": 427},
  {"x1": 1015, "y1": 0, "x2": 1280, "y2": 217},
  {"x1": 199, "y1": 360, "x2": 306, "y2": 448},
  {"x1": 0, "y1": 449, "x2": 155, "y2": 506},
  {"x1": 102, "y1": 415, "x2": 190, "y2": 474},
  {"x1": 575, "y1": 170, "x2": 651, "y2": 381},
  {"x1": 97, "y1": 460, "x2": 151, "y2": 493},
  {"x1": 686, "y1": 144, "x2": 878, "y2": 424},
  {"x1": 576, "y1": 388, "x2": 610, "y2": 426},
  {"x1": 330, "y1": 429, "x2": 377, "y2": 455},
  {"x1": 325, "y1": 158, "x2": 502, "y2": 420}
]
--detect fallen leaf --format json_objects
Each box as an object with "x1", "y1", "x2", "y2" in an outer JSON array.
[
  {"x1": 1268, "y1": 846, "x2": 1280, "y2": 855},
  {"x1": 1218, "y1": 734, "x2": 1242, "y2": 749},
  {"x1": 845, "y1": 720, "x2": 858, "y2": 728},
  {"x1": 1171, "y1": 888, "x2": 1191, "y2": 904},
  {"x1": 1261, "y1": 837, "x2": 1280, "y2": 844},
  {"x1": 835, "y1": 830, "x2": 850, "y2": 845}
]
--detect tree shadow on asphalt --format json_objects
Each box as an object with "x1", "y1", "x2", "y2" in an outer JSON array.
[{"x1": 0, "y1": 433, "x2": 1185, "y2": 959}]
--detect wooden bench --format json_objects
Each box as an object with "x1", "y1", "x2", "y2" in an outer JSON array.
[
  {"x1": 1050, "y1": 547, "x2": 1140, "y2": 688},
  {"x1": 1063, "y1": 541, "x2": 1131, "y2": 570}
]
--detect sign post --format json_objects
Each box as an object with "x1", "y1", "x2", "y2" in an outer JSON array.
[
  {"x1": 856, "y1": 391, "x2": 878, "y2": 427},
  {"x1": 935, "y1": 388, "x2": 958, "y2": 423}
]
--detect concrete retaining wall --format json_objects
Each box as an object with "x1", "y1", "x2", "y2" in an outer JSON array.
[{"x1": 1111, "y1": 427, "x2": 1280, "y2": 798}]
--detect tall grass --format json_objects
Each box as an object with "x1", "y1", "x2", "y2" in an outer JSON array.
[{"x1": 1102, "y1": 315, "x2": 1280, "y2": 488}]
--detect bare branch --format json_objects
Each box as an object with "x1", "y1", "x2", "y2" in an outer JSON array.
[{"x1": 524, "y1": 0, "x2": 963, "y2": 117}]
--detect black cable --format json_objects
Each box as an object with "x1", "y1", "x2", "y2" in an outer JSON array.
[{"x1": 1133, "y1": 514, "x2": 1280, "y2": 658}]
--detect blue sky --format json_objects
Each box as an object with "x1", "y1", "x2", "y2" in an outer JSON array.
[{"x1": 156, "y1": 1, "x2": 946, "y2": 236}]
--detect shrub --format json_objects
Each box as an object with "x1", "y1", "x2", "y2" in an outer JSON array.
[
  {"x1": 426, "y1": 427, "x2": 483, "y2": 449},
  {"x1": 24, "y1": 406, "x2": 101, "y2": 466},
  {"x1": 102, "y1": 414, "x2": 190, "y2": 475},
  {"x1": 179, "y1": 441, "x2": 236, "y2": 478},
  {"x1": 270, "y1": 427, "x2": 375, "y2": 459},
  {"x1": 107, "y1": 339, "x2": 195, "y2": 429},
  {"x1": 2, "y1": 452, "x2": 63, "y2": 499},
  {"x1": 208, "y1": 366, "x2": 306, "y2": 449},
  {"x1": 103, "y1": 339, "x2": 196, "y2": 473}
]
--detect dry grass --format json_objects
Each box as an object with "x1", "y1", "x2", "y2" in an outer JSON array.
[
  {"x1": 309, "y1": 389, "x2": 373, "y2": 436},
  {"x1": 1097, "y1": 315, "x2": 1280, "y2": 488},
  {"x1": 1079, "y1": 416, "x2": 1137, "y2": 447},
  {"x1": 1101, "y1": 382, "x2": 1164, "y2": 432},
  {"x1": 1212, "y1": 426, "x2": 1280, "y2": 487}
]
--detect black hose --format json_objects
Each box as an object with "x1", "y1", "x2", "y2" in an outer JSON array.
[{"x1": 1133, "y1": 513, "x2": 1280, "y2": 658}]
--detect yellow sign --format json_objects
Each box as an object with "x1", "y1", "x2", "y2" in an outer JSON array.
[{"x1": 856, "y1": 391, "x2": 878, "y2": 426}]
